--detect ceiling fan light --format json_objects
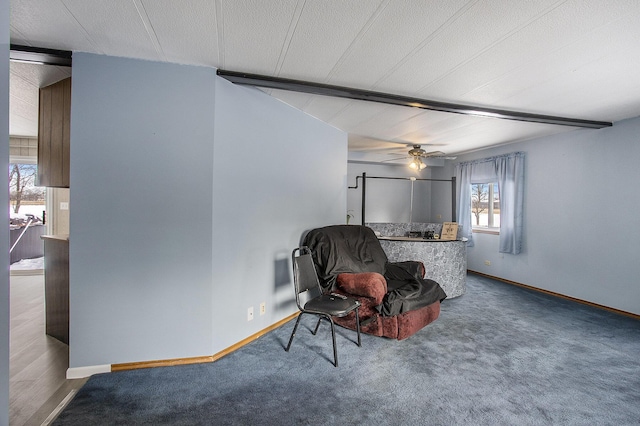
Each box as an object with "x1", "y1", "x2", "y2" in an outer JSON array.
[{"x1": 409, "y1": 157, "x2": 426, "y2": 170}]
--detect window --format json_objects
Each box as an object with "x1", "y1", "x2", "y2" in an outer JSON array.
[
  {"x1": 455, "y1": 152, "x2": 524, "y2": 254},
  {"x1": 9, "y1": 163, "x2": 45, "y2": 219},
  {"x1": 471, "y1": 182, "x2": 500, "y2": 231}
]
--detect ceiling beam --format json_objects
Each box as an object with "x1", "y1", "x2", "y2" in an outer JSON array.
[
  {"x1": 217, "y1": 69, "x2": 612, "y2": 129},
  {"x1": 10, "y1": 44, "x2": 72, "y2": 67}
]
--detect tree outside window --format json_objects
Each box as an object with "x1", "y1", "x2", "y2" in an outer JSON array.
[
  {"x1": 471, "y1": 183, "x2": 500, "y2": 229},
  {"x1": 9, "y1": 163, "x2": 45, "y2": 216}
]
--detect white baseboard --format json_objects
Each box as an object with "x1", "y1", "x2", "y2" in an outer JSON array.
[{"x1": 66, "y1": 364, "x2": 111, "y2": 379}]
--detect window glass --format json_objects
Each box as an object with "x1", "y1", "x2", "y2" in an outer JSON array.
[
  {"x1": 9, "y1": 163, "x2": 45, "y2": 221},
  {"x1": 471, "y1": 182, "x2": 500, "y2": 230}
]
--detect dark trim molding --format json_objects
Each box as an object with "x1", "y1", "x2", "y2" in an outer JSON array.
[
  {"x1": 10, "y1": 44, "x2": 72, "y2": 67},
  {"x1": 469, "y1": 270, "x2": 640, "y2": 320},
  {"x1": 217, "y1": 69, "x2": 612, "y2": 129}
]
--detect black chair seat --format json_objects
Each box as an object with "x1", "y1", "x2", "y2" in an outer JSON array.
[{"x1": 304, "y1": 294, "x2": 360, "y2": 317}]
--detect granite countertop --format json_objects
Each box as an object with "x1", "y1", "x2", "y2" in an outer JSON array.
[
  {"x1": 41, "y1": 234, "x2": 69, "y2": 242},
  {"x1": 377, "y1": 236, "x2": 464, "y2": 242}
]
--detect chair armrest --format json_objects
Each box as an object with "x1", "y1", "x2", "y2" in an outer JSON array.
[
  {"x1": 387, "y1": 261, "x2": 425, "y2": 280},
  {"x1": 336, "y1": 272, "x2": 387, "y2": 305}
]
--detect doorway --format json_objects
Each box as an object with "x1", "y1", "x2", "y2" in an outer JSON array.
[
  {"x1": 9, "y1": 61, "x2": 75, "y2": 424},
  {"x1": 8, "y1": 141, "x2": 76, "y2": 424}
]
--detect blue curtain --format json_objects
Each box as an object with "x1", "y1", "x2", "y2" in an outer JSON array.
[{"x1": 455, "y1": 152, "x2": 525, "y2": 254}]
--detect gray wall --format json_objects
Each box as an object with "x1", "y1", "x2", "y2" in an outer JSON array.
[
  {"x1": 1, "y1": 2, "x2": 9, "y2": 424},
  {"x1": 212, "y1": 80, "x2": 347, "y2": 351},
  {"x1": 70, "y1": 54, "x2": 216, "y2": 366},
  {"x1": 347, "y1": 163, "x2": 436, "y2": 225},
  {"x1": 432, "y1": 116, "x2": 640, "y2": 315},
  {"x1": 69, "y1": 53, "x2": 347, "y2": 368}
]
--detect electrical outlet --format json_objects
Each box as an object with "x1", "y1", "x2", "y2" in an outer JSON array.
[
  {"x1": 436, "y1": 214, "x2": 442, "y2": 219},
  {"x1": 484, "y1": 260, "x2": 491, "y2": 266},
  {"x1": 247, "y1": 306, "x2": 254, "y2": 321},
  {"x1": 260, "y1": 302, "x2": 266, "y2": 315}
]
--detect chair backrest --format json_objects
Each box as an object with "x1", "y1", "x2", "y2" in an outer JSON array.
[{"x1": 292, "y1": 246, "x2": 322, "y2": 310}]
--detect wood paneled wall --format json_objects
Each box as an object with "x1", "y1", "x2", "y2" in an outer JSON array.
[{"x1": 38, "y1": 78, "x2": 70, "y2": 188}]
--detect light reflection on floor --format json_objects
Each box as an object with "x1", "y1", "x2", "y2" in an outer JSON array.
[{"x1": 10, "y1": 256, "x2": 44, "y2": 271}]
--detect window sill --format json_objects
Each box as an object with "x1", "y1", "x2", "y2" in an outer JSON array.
[{"x1": 472, "y1": 228, "x2": 500, "y2": 235}]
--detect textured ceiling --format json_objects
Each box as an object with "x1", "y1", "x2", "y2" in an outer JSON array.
[{"x1": 10, "y1": 0, "x2": 640, "y2": 164}]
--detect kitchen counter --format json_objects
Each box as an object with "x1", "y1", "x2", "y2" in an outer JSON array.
[
  {"x1": 41, "y1": 234, "x2": 69, "y2": 344},
  {"x1": 41, "y1": 234, "x2": 69, "y2": 242},
  {"x1": 377, "y1": 235, "x2": 467, "y2": 298},
  {"x1": 377, "y1": 235, "x2": 467, "y2": 242}
]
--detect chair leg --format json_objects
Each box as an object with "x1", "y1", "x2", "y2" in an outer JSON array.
[
  {"x1": 327, "y1": 316, "x2": 338, "y2": 367},
  {"x1": 288, "y1": 312, "x2": 352, "y2": 367},
  {"x1": 285, "y1": 314, "x2": 303, "y2": 352},
  {"x1": 355, "y1": 308, "x2": 361, "y2": 347},
  {"x1": 312, "y1": 316, "x2": 323, "y2": 335}
]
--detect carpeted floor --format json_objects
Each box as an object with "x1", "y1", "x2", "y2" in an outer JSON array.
[{"x1": 53, "y1": 274, "x2": 640, "y2": 425}]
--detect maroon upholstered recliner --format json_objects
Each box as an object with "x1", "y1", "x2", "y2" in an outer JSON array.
[{"x1": 303, "y1": 225, "x2": 446, "y2": 340}]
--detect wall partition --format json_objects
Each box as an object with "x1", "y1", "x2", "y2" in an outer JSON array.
[{"x1": 1, "y1": 0, "x2": 9, "y2": 421}]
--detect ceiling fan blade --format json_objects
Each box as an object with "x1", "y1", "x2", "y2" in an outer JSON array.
[
  {"x1": 422, "y1": 151, "x2": 446, "y2": 157},
  {"x1": 414, "y1": 150, "x2": 457, "y2": 160},
  {"x1": 348, "y1": 135, "x2": 409, "y2": 152},
  {"x1": 380, "y1": 156, "x2": 411, "y2": 163}
]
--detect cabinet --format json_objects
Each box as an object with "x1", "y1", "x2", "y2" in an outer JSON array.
[
  {"x1": 38, "y1": 77, "x2": 71, "y2": 187},
  {"x1": 41, "y1": 235, "x2": 70, "y2": 344}
]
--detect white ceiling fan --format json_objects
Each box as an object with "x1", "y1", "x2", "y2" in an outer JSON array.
[{"x1": 382, "y1": 144, "x2": 457, "y2": 170}]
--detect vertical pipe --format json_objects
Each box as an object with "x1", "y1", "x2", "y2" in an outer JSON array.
[
  {"x1": 409, "y1": 177, "x2": 415, "y2": 224},
  {"x1": 451, "y1": 176, "x2": 457, "y2": 222},
  {"x1": 361, "y1": 172, "x2": 366, "y2": 225}
]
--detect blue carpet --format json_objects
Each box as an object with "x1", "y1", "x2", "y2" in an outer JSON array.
[{"x1": 54, "y1": 274, "x2": 640, "y2": 425}]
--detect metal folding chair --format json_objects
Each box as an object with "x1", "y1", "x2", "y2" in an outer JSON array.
[{"x1": 285, "y1": 246, "x2": 361, "y2": 367}]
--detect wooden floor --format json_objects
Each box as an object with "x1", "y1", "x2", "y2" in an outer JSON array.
[{"x1": 9, "y1": 274, "x2": 88, "y2": 426}]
